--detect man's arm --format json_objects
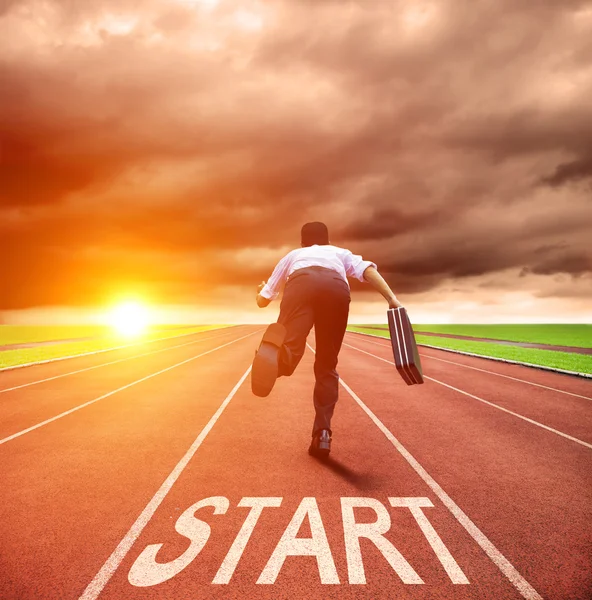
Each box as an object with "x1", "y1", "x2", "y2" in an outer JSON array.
[
  {"x1": 363, "y1": 266, "x2": 403, "y2": 309},
  {"x1": 255, "y1": 253, "x2": 292, "y2": 308},
  {"x1": 256, "y1": 281, "x2": 272, "y2": 308},
  {"x1": 341, "y1": 250, "x2": 403, "y2": 309}
]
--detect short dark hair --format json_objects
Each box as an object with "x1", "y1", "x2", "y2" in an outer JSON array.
[{"x1": 301, "y1": 222, "x2": 329, "y2": 247}]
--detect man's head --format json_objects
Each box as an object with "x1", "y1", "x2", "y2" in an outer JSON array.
[{"x1": 301, "y1": 222, "x2": 329, "y2": 247}]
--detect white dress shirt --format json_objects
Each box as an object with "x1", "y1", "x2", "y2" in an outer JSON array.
[{"x1": 259, "y1": 244, "x2": 377, "y2": 301}]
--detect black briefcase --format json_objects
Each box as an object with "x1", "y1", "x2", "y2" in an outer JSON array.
[{"x1": 387, "y1": 307, "x2": 424, "y2": 385}]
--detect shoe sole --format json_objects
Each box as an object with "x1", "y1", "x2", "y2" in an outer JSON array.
[
  {"x1": 251, "y1": 323, "x2": 287, "y2": 397},
  {"x1": 252, "y1": 343, "x2": 280, "y2": 397}
]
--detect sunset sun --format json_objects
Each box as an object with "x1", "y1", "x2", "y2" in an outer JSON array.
[{"x1": 109, "y1": 301, "x2": 150, "y2": 337}]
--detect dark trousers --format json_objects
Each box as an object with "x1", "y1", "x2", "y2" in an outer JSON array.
[{"x1": 276, "y1": 266, "x2": 351, "y2": 436}]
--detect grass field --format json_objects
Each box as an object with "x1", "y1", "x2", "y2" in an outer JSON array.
[
  {"x1": 348, "y1": 325, "x2": 592, "y2": 375},
  {"x1": 0, "y1": 326, "x2": 111, "y2": 345},
  {"x1": 0, "y1": 325, "x2": 228, "y2": 369},
  {"x1": 355, "y1": 324, "x2": 592, "y2": 348},
  {"x1": 3, "y1": 323, "x2": 591, "y2": 374}
]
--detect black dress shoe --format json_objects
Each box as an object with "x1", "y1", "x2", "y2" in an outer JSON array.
[
  {"x1": 309, "y1": 429, "x2": 332, "y2": 458},
  {"x1": 251, "y1": 323, "x2": 287, "y2": 397}
]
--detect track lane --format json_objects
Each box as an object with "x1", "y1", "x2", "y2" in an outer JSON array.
[
  {"x1": 336, "y1": 339, "x2": 592, "y2": 600},
  {"x1": 416, "y1": 351, "x2": 591, "y2": 401},
  {"x1": 0, "y1": 327, "x2": 257, "y2": 442},
  {"x1": 90, "y1": 345, "x2": 535, "y2": 600},
  {"x1": 349, "y1": 331, "x2": 592, "y2": 398},
  {"x1": 2, "y1": 326, "x2": 590, "y2": 599},
  {"x1": 79, "y1": 366, "x2": 253, "y2": 600},
  {"x1": 416, "y1": 344, "x2": 592, "y2": 397},
  {"x1": 0, "y1": 325, "x2": 243, "y2": 392},
  {"x1": 0, "y1": 331, "x2": 261, "y2": 600},
  {"x1": 345, "y1": 333, "x2": 592, "y2": 445}
]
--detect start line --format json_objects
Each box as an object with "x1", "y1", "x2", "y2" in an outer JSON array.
[{"x1": 128, "y1": 496, "x2": 469, "y2": 586}]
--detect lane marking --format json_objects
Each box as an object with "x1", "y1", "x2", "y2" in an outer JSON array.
[
  {"x1": 421, "y1": 352, "x2": 592, "y2": 401},
  {"x1": 213, "y1": 497, "x2": 283, "y2": 584},
  {"x1": 341, "y1": 497, "x2": 423, "y2": 584},
  {"x1": 126, "y1": 494, "x2": 470, "y2": 586},
  {"x1": 128, "y1": 496, "x2": 230, "y2": 587},
  {"x1": 127, "y1": 495, "x2": 469, "y2": 586},
  {"x1": 348, "y1": 331, "x2": 592, "y2": 390},
  {"x1": 342, "y1": 341, "x2": 592, "y2": 451},
  {"x1": 257, "y1": 497, "x2": 340, "y2": 585},
  {"x1": 389, "y1": 498, "x2": 469, "y2": 584},
  {"x1": 0, "y1": 331, "x2": 259, "y2": 446},
  {"x1": 0, "y1": 326, "x2": 244, "y2": 394},
  {"x1": 307, "y1": 342, "x2": 544, "y2": 600},
  {"x1": 348, "y1": 332, "x2": 592, "y2": 401},
  {"x1": 0, "y1": 325, "x2": 237, "y2": 373},
  {"x1": 79, "y1": 365, "x2": 252, "y2": 600}
]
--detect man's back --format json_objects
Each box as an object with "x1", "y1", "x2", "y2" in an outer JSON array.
[
  {"x1": 289, "y1": 244, "x2": 361, "y2": 278},
  {"x1": 260, "y1": 244, "x2": 375, "y2": 301}
]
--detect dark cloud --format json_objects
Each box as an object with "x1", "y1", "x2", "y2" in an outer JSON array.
[
  {"x1": 336, "y1": 207, "x2": 439, "y2": 242},
  {"x1": 541, "y1": 157, "x2": 592, "y2": 187},
  {"x1": 526, "y1": 252, "x2": 592, "y2": 276},
  {"x1": 1, "y1": 0, "x2": 591, "y2": 311}
]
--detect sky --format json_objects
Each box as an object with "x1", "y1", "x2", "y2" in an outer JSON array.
[{"x1": 1, "y1": 0, "x2": 591, "y2": 324}]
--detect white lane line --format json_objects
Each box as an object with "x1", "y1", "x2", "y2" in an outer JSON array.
[
  {"x1": 0, "y1": 325, "x2": 237, "y2": 373},
  {"x1": 306, "y1": 342, "x2": 543, "y2": 600},
  {"x1": 421, "y1": 353, "x2": 592, "y2": 401},
  {"x1": 342, "y1": 341, "x2": 592, "y2": 451},
  {"x1": 0, "y1": 330, "x2": 259, "y2": 446},
  {"x1": 346, "y1": 332, "x2": 592, "y2": 401},
  {"x1": 0, "y1": 327, "x2": 243, "y2": 394},
  {"x1": 78, "y1": 365, "x2": 251, "y2": 600},
  {"x1": 346, "y1": 386, "x2": 542, "y2": 597}
]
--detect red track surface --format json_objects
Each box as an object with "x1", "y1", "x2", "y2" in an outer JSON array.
[{"x1": 1, "y1": 325, "x2": 591, "y2": 599}]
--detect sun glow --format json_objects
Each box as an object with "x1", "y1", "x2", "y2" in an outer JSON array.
[{"x1": 109, "y1": 301, "x2": 150, "y2": 337}]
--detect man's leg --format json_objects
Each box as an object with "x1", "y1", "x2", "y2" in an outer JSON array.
[
  {"x1": 311, "y1": 276, "x2": 350, "y2": 437},
  {"x1": 252, "y1": 272, "x2": 314, "y2": 397},
  {"x1": 277, "y1": 273, "x2": 315, "y2": 376}
]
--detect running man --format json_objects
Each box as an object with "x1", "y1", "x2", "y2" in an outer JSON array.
[{"x1": 252, "y1": 222, "x2": 402, "y2": 457}]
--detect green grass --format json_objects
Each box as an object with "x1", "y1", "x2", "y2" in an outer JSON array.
[
  {"x1": 348, "y1": 326, "x2": 592, "y2": 375},
  {"x1": 0, "y1": 325, "x2": 229, "y2": 369},
  {"x1": 0, "y1": 325, "x2": 111, "y2": 345},
  {"x1": 355, "y1": 324, "x2": 592, "y2": 348}
]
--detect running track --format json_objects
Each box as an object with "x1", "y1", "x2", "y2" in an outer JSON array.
[{"x1": 1, "y1": 325, "x2": 591, "y2": 599}]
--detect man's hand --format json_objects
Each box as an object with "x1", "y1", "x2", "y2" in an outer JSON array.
[
  {"x1": 256, "y1": 281, "x2": 271, "y2": 308},
  {"x1": 388, "y1": 295, "x2": 404, "y2": 310}
]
